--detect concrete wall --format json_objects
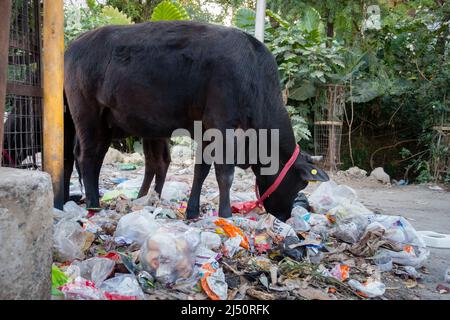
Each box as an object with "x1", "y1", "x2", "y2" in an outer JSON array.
[{"x1": 0, "y1": 167, "x2": 53, "y2": 299}]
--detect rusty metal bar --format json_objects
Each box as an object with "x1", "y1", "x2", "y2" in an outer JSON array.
[
  {"x1": 6, "y1": 83, "x2": 43, "y2": 97},
  {"x1": 43, "y1": 0, "x2": 64, "y2": 209},
  {"x1": 0, "y1": 0, "x2": 12, "y2": 165}
]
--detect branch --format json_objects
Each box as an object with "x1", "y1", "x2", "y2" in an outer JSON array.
[{"x1": 369, "y1": 139, "x2": 418, "y2": 169}]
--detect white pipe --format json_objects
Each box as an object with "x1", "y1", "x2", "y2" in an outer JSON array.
[{"x1": 255, "y1": 0, "x2": 266, "y2": 42}]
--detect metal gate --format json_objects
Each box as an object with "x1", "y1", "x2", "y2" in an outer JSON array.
[{"x1": 2, "y1": 0, "x2": 43, "y2": 169}]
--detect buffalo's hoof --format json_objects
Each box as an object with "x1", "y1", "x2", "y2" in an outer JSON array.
[
  {"x1": 185, "y1": 208, "x2": 200, "y2": 220},
  {"x1": 218, "y1": 210, "x2": 232, "y2": 219}
]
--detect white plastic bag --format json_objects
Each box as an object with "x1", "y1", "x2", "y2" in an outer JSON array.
[
  {"x1": 100, "y1": 274, "x2": 145, "y2": 300},
  {"x1": 309, "y1": 181, "x2": 373, "y2": 217},
  {"x1": 63, "y1": 201, "x2": 87, "y2": 219},
  {"x1": 72, "y1": 257, "x2": 115, "y2": 286},
  {"x1": 114, "y1": 208, "x2": 161, "y2": 245},
  {"x1": 161, "y1": 181, "x2": 190, "y2": 201},
  {"x1": 200, "y1": 232, "x2": 222, "y2": 250},
  {"x1": 348, "y1": 279, "x2": 386, "y2": 298}
]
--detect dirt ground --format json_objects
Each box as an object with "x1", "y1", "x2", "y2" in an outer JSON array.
[{"x1": 325, "y1": 174, "x2": 450, "y2": 300}]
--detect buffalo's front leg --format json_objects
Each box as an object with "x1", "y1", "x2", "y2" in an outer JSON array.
[
  {"x1": 186, "y1": 162, "x2": 211, "y2": 219},
  {"x1": 214, "y1": 163, "x2": 234, "y2": 218},
  {"x1": 137, "y1": 138, "x2": 171, "y2": 198}
]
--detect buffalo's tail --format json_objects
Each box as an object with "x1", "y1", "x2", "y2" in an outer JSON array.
[{"x1": 63, "y1": 90, "x2": 83, "y2": 202}]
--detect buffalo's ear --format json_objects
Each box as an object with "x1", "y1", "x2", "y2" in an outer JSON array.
[{"x1": 295, "y1": 161, "x2": 329, "y2": 182}]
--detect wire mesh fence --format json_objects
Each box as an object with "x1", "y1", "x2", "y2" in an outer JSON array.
[
  {"x1": 313, "y1": 84, "x2": 345, "y2": 172},
  {"x1": 2, "y1": 0, "x2": 43, "y2": 169}
]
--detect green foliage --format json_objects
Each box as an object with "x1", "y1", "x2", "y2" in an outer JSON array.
[
  {"x1": 101, "y1": 6, "x2": 134, "y2": 25},
  {"x1": 286, "y1": 106, "x2": 311, "y2": 142},
  {"x1": 150, "y1": 1, "x2": 191, "y2": 21}
]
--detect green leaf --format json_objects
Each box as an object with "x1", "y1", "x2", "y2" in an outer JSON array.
[
  {"x1": 265, "y1": 9, "x2": 289, "y2": 28},
  {"x1": 289, "y1": 80, "x2": 317, "y2": 101},
  {"x1": 101, "y1": 6, "x2": 133, "y2": 25},
  {"x1": 298, "y1": 7, "x2": 322, "y2": 33},
  {"x1": 150, "y1": 1, "x2": 190, "y2": 22},
  {"x1": 233, "y1": 7, "x2": 256, "y2": 33},
  {"x1": 350, "y1": 80, "x2": 384, "y2": 103}
]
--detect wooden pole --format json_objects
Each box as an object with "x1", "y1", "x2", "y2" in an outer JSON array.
[
  {"x1": 255, "y1": 0, "x2": 266, "y2": 42},
  {"x1": 0, "y1": 0, "x2": 12, "y2": 166},
  {"x1": 43, "y1": 0, "x2": 64, "y2": 209}
]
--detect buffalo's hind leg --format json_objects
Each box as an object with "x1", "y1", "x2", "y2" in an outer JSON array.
[
  {"x1": 153, "y1": 138, "x2": 170, "y2": 196},
  {"x1": 77, "y1": 127, "x2": 111, "y2": 210},
  {"x1": 137, "y1": 139, "x2": 156, "y2": 198},
  {"x1": 69, "y1": 99, "x2": 112, "y2": 210}
]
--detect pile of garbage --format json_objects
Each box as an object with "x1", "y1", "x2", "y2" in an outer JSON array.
[{"x1": 52, "y1": 156, "x2": 430, "y2": 300}]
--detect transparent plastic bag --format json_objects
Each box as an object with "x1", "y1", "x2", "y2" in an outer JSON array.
[
  {"x1": 63, "y1": 201, "x2": 88, "y2": 219},
  {"x1": 375, "y1": 247, "x2": 429, "y2": 268},
  {"x1": 114, "y1": 208, "x2": 161, "y2": 245},
  {"x1": 309, "y1": 181, "x2": 373, "y2": 218},
  {"x1": 200, "y1": 231, "x2": 222, "y2": 250},
  {"x1": 72, "y1": 257, "x2": 115, "y2": 286},
  {"x1": 100, "y1": 274, "x2": 145, "y2": 300},
  {"x1": 53, "y1": 219, "x2": 94, "y2": 262},
  {"x1": 160, "y1": 181, "x2": 190, "y2": 201},
  {"x1": 374, "y1": 215, "x2": 426, "y2": 248},
  {"x1": 348, "y1": 279, "x2": 386, "y2": 298},
  {"x1": 60, "y1": 277, "x2": 106, "y2": 300},
  {"x1": 139, "y1": 222, "x2": 200, "y2": 284},
  {"x1": 286, "y1": 206, "x2": 311, "y2": 232},
  {"x1": 256, "y1": 213, "x2": 298, "y2": 241}
]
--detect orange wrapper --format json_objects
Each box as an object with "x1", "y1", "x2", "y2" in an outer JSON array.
[
  {"x1": 214, "y1": 218, "x2": 249, "y2": 250},
  {"x1": 200, "y1": 263, "x2": 221, "y2": 300}
]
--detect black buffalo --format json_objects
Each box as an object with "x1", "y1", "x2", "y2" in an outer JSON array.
[{"x1": 64, "y1": 21, "x2": 328, "y2": 221}]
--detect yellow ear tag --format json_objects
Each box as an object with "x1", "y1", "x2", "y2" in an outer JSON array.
[{"x1": 311, "y1": 169, "x2": 318, "y2": 175}]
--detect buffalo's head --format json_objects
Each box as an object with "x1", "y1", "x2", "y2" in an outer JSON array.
[{"x1": 255, "y1": 149, "x2": 329, "y2": 222}]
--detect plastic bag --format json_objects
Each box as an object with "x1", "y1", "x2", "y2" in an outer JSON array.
[
  {"x1": 63, "y1": 201, "x2": 88, "y2": 219},
  {"x1": 329, "y1": 264, "x2": 350, "y2": 281},
  {"x1": 60, "y1": 277, "x2": 106, "y2": 300},
  {"x1": 223, "y1": 236, "x2": 243, "y2": 258},
  {"x1": 256, "y1": 214, "x2": 298, "y2": 242},
  {"x1": 101, "y1": 189, "x2": 139, "y2": 202},
  {"x1": 114, "y1": 208, "x2": 161, "y2": 245},
  {"x1": 375, "y1": 247, "x2": 429, "y2": 268},
  {"x1": 309, "y1": 181, "x2": 373, "y2": 218},
  {"x1": 116, "y1": 177, "x2": 144, "y2": 190},
  {"x1": 72, "y1": 257, "x2": 115, "y2": 286},
  {"x1": 348, "y1": 279, "x2": 386, "y2": 298},
  {"x1": 333, "y1": 215, "x2": 371, "y2": 244},
  {"x1": 139, "y1": 222, "x2": 200, "y2": 284},
  {"x1": 309, "y1": 181, "x2": 355, "y2": 214},
  {"x1": 286, "y1": 206, "x2": 311, "y2": 232},
  {"x1": 200, "y1": 231, "x2": 222, "y2": 250},
  {"x1": 100, "y1": 274, "x2": 145, "y2": 300},
  {"x1": 53, "y1": 218, "x2": 95, "y2": 262},
  {"x1": 160, "y1": 181, "x2": 190, "y2": 201},
  {"x1": 374, "y1": 215, "x2": 426, "y2": 248}
]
